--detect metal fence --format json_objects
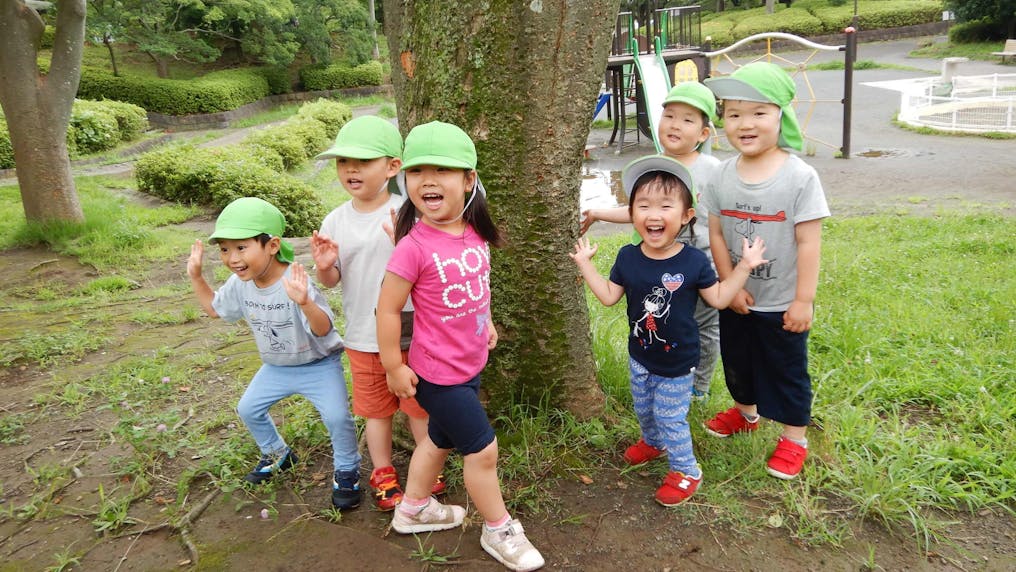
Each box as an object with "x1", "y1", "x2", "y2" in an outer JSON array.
[{"x1": 899, "y1": 73, "x2": 1016, "y2": 133}]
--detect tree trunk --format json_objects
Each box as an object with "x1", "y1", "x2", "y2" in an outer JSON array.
[
  {"x1": 0, "y1": 0, "x2": 86, "y2": 224},
  {"x1": 104, "y1": 36, "x2": 119, "y2": 76},
  {"x1": 368, "y1": 0, "x2": 380, "y2": 60},
  {"x1": 766, "y1": 0, "x2": 775, "y2": 14},
  {"x1": 383, "y1": 0, "x2": 617, "y2": 419}
]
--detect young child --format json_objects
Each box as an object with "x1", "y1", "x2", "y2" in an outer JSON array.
[
  {"x1": 186, "y1": 197, "x2": 362, "y2": 510},
  {"x1": 570, "y1": 155, "x2": 767, "y2": 506},
  {"x1": 310, "y1": 115, "x2": 441, "y2": 511},
  {"x1": 700, "y1": 62, "x2": 831, "y2": 480},
  {"x1": 581, "y1": 81, "x2": 723, "y2": 400},
  {"x1": 377, "y1": 121, "x2": 544, "y2": 571}
]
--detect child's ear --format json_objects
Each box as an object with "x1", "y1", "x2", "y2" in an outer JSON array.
[
  {"x1": 386, "y1": 158, "x2": 402, "y2": 177},
  {"x1": 685, "y1": 206, "x2": 696, "y2": 225},
  {"x1": 267, "y1": 236, "x2": 281, "y2": 255}
]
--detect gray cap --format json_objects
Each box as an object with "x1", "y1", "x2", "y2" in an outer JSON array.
[{"x1": 621, "y1": 155, "x2": 695, "y2": 206}]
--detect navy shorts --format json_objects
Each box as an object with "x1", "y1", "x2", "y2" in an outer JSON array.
[
  {"x1": 718, "y1": 309, "x2": 812, "y2": 427},
  {"x1": 414, "y1": 374, "x2": 496, "y2": 455}
]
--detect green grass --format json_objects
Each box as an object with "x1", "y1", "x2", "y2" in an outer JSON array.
[
  {"x1": 910, "y1": 40, "x2": 1015, "y2": 62},
  {"x1": 807, "y1": 59, "x2": 923, "y2": 72},
  {"x1": 892, "y1": 115, "x2": 1016, "y2": 140},
  {"x1": 230, "y1": 104, "x2": 302, "y2": 129}
]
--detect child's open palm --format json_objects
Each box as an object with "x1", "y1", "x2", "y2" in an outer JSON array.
[
  {"x1": 282, "y1": 262, "x2": 311, "y2": 305},
  {"x1": 738, "y1": 237, "x2": 769, "y2": 270},
  {"x1": 309, "y1": 231, "x2": 339, "y2": 270},
  {"x1": 569, "y1": 237, "x2": 599, "y2": 265},
  {"x1": 187, "y1": 240, "x2": 204, "y2": 279}
]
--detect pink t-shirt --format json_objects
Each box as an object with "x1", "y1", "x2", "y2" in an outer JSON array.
[{"x1": 386, "y1": 223, "x2": 492, "y2": 385}]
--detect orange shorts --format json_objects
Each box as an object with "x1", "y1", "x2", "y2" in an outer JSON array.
[{"x1": 345, "y1": 348, "x2": 427, "y2": 419}]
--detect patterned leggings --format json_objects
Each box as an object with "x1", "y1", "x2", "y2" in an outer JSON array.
[{"x1": 629, "y1": 357, "x2": 700, "y2": 476}]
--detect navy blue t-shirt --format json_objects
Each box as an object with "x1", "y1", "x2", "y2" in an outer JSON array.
[{"x1": 609, "y1": 243, "x2": 718, "y2": 377}]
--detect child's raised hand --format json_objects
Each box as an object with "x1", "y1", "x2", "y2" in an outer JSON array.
[
  {"x1": 309, "y1": 231, "x2": 339, "y2": 270},
  {"x1": 738, "y1": 236, "x2": 769, "y2": 270},
  {"x1": 569, "y1": 237, "x2": 598, "y2": 264},
  {"x1": 578, "y1": 210, "x2": 597, "y2": 236},
  {"x1": 282, "y1": 261, "x2": 310, "y2": 305},
  {"x1": 381, "y1": 207, "x2": 397, "y2": 245},
  {"x1": 187, "y1": 240, "x2": 204, "y2": 279}
]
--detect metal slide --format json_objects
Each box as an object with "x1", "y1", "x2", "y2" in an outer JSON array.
[{"x1": 630, "y1": 37, "x2": 672, "y2": 153}]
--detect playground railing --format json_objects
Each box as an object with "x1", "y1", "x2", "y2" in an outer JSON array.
[{"x1": 655, "y1": 5, "x2": 702, "y2": 50}]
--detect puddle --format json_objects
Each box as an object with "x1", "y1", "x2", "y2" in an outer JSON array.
[
  {"x1": 580, "y1": 167, "x2": 626, "y2": 212},
  {"x1": 855, "y1": 148, "x2": 935, "y2": 159}
]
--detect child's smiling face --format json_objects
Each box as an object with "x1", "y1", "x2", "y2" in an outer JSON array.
[
  {"x1": 216, "y1": 236, "x2": 281, "y2": 286},
  {"x1": 658, "y1": 101, "x2": 709, "y2": 158},
  {"x1": 721, "y1": 99, "x2": 782, "y2": 158},
  {"x1": 630, "y1": 177, "x2": 695, "y2": 258},
  {"x1": 404, "y1": 165, "x2": 476, "y2": 229}
]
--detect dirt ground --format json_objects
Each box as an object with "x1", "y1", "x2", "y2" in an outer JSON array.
[{"x1": 2, "y1": 38, "x2": 1015, "y2": 572}]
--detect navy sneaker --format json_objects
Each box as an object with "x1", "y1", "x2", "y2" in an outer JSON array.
[
  {"x1": 332, "y1": 469, "x2": 362, "y2": 510},
  {"x1": 244, "y1": 449, "x2": 297, "y2": 484}
]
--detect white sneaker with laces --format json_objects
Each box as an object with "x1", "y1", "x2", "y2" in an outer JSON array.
[
  {"x1": 480, "y1": 519, "x2": 545, "y2": 571},
  {"x1": 390, "y1": 497, "x2": 465, "y2": 534}
]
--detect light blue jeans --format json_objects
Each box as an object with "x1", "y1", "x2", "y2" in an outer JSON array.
[
  {"x1": 236, "y1": 353, "x2": 360, "y2": 473},
  {"x1": 629, "y1": 357, "x2": 701, "y2": 477}
]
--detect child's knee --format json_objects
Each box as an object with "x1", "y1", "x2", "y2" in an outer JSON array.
[{"x1": 464, "y1": 440, "x2": 498, "y2": 470}]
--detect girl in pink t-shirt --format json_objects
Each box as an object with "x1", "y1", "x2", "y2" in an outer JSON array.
[{"x1": 377, "y1": 122, "x2": 544, "y2": 572}]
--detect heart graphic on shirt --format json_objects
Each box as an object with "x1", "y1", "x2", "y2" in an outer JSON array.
[{"x1": 661, "y1": 273, "x2": 684, "y2": 292}]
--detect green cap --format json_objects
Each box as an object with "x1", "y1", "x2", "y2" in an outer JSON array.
[
  {"x1": 315, "y1": 115, "x2": 403, "y2": 160},
  {"x1": 401, "y1": 121, "x2": 476, "y2": 170},
  {"x1": 662, "y1": 81, "x2": 718, "y2": 124},
  {"x1": 704, "y1": 62, "x2": 804, "y2": 151},
  {"x1": 208, "y1": 197, "x2": 294, "y2": 263}
]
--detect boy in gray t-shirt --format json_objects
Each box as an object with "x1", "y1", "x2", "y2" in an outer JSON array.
[
  {"x1": 187, "y1": 197, "x2": 362, "y2": 510},
  {"x1": 700, "y1": 62, "x2": 831, "y2": 481}
]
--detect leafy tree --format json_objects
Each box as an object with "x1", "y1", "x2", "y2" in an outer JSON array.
[
  {"x1": 946, "y1": 0, "x2": 1016, "y2": 39},
  {"x1": 383, "y1": 0, "x2": 617, "y2": 417},
  {"x1": 203, "y1": 0, "x2": 300, "y2": 66},
  {"x1": 0, "y1": 0, "x2": 86, "y2": 223},
  {"x1": 292, "y1": 0, "x2": 373, "y2": 65}
]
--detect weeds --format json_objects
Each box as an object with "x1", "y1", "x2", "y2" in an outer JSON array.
[{"x1": 409, "y1": 534, "x2": 459, "y2": 566}]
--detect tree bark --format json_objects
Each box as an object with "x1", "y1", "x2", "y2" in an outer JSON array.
[
  {"x1": 103, "y1": 36, "x2": 120, "y2": 76},
  {"x1": 0, "y1": 0, "x2": 86, "y2": 224},
  {"x1": 383, "y1": 0, "x2": 617, "y2": 419}
]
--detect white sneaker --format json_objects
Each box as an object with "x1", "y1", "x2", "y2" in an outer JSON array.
[
  {"x1": 480, "y1": 519, "x2": 545, "y2": 571},
  {"x1": 390, "y1": 497, "x2": 465, "y2": 534}
]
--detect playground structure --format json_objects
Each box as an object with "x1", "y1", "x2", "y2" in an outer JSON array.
[
  {"x1": 603, "y1": 3, "x2": 857, "y2": 157},
  {"x1": 864, "y1": 59, "x2": 1016, "y2": 134}
]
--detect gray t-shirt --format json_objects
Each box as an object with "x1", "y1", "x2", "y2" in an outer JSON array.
[
  {"x1": 319, "y1": 193, "x2": 412, "y2": 353},
  {"x1": 678, "y1": 153, "x2": 722, "y2": 254},
  {"x1": 212, "y1": 266, "x2": 344, "y2": 366},
  {"x1": 701, "y1": 154, "x2": 830, "y2": 312}
]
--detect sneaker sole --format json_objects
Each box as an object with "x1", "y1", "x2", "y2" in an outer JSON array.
[
  {"x1": 655, "y1": 496, "x2": 693, "y2": 507},
  {"x1": 480, "y1": 537, "x2": 545, "y2": 572},
  {"x1": 766, "y1": 466, "x2": 800, "y2": 480},
  {"x1": 392, "y1": 519, "x2": 462, "y2": 534}
]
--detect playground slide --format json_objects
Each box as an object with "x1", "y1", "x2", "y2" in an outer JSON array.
[{"x1": 632, "y1": 51, "x2": 672, "y2": 153}]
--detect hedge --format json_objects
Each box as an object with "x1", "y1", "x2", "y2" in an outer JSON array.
[
  {"x1": 296, "y1": 98, "x2": 353, "y2": 139},
  {"x1": 256, "y1": 66, "x2": 292, "y2": 95},
  {"x1": 299, "y1": 61, "x2": 384, "y2": 91},
  {"x1": 0, "y1": 99, "x2": 149, "y2": 168},
  {"x1": 0, "y1": 119, "x2": 13, "y2": 169},
  {"x1": 77, "y1": 67, "x2": 271, "y2": 115},
  {"x1": 134, "y1": 143, "x2": 325, "y2": 235}
]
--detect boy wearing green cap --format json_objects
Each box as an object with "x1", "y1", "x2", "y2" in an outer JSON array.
[
  {"x1": 310, "y1": 115, "x2": 439, "y2": 511},
  {"x1": 700, "y1": 62, "x2": 831, "y2": 480},
  {"x1": 581, "y1": 80, "x2": 724, "y2": 402},
  {"x1": 187, "y1": 197, "x2": 362, "y2": 509}
]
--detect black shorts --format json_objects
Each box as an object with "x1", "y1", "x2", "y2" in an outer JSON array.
[
  {"x1": 718, "y1": 309, "x2": 812, "y2": 427},
  {"x1": 414, "y1": 374, "x2": 496, "y2": 455}
]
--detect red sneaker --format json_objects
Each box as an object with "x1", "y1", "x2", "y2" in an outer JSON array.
[
  {"x1": 655, "y1": 471, "x2": 701, "y2": 506},
  {"x1": 623, "y1": 438, "x2": 663, "y2": 465},
  {"x1": 766, "y1": 437, "x2": 808, "y2": 480},
  {"x1": 430, "y1": 474, "x2": 446, "y2": 496},
  {"x1": 369, "y1": 466, "x2": 404, "y2": 511},
  {"x1": 703, "y1": 407, "x2": 759, "y2": 437}
]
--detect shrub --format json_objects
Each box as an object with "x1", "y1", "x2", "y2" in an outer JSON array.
[
  {"x1": 296, "y1": 99, "x2": 352, "y2": 139},
  {"x1": 854, "y1": 1, "x2": 942, "y2": 30},
  {"x1": 78, "y1": 67, "x2": 271, "y2": 115},
  {"x1": 285, "y1": 116, "x2": 330, "y2": 158},
  {"x1": 256, "y1": 66, "x2": 292, "y2": 95},
  {"x1": 68, "y1": 105, "x2": 120, "y2": 154},
  {"x1": 949, "y1": 18, "x2": 1009, "y2": 43},
  {"x1": 299, "y1": 61, "x2": 384, "y2": 91},
  {"x1": 734, "y1": 7, "x2": 824, "y2": 39},
  {"x1": 134, "y1": 143, "x2": 325, "y2": 235},
  {"x1": 0, "y1": 119, "x2": 14, "y2": 170},
  {"x1": 41, "y1": 25, "x2": 55, "y2": 49},
  {"x1": 75, "y1": 99, "x2": 148, "y2": 141},
  {"x1": 243, "y1": 127, "x2": 308, "y2": 170}
]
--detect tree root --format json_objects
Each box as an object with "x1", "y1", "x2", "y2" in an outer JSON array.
[{"x1": 109, "y1": 486, "x2": 220, "y2": 565}]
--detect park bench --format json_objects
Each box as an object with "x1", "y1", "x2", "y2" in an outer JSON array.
[{"x1": 991, "y1": 39, "x2": 1016, "y2": 63}]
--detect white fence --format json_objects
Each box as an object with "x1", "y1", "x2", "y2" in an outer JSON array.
[{"x1": 898, "y1": 73, "x2": 1016, "y2": 133}]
